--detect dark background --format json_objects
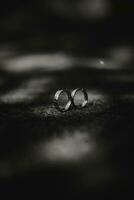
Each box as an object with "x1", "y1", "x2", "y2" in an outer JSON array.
[
  {"x1": 0, "y1": 0, "x2": 133, "y2": 53},
  {"x1": 0, "y1": 0, "x2": 132, "y2": 198}
]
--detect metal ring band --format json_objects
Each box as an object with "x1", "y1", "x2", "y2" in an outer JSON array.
[
  {"x1": 54, "y1": 89, "x2": 72, "y2": 112},
  {"x1": 71, "y1": 88, "x2": 88, "y2": 108}
]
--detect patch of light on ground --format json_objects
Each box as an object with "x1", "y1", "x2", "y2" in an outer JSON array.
[
  {"x1": 36, "y1": 131, "x2": 95, "y2": 162},
  {"x1": 0, "y1": 78, "x2": 52, "y2": 103}
]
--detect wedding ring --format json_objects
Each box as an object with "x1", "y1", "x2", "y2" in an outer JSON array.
[
  {"x1": 71, "y1": 88, "x2": 88, "y2": 108},
  {"x1": 54, "y1": 89, "x2": 72, "y2": 112}
]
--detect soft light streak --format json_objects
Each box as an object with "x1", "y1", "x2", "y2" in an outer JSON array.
[
  {"x1": 0, "y1": 78, "x2": 52, "y2": 103},
  {"x1": 37, "y1": 131, "x2": 95, "y2": 162},
  {"x1": 3, "y1": 53, "x2": 74, "y2": 73}
]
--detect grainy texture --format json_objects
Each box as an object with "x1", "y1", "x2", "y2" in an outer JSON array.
[{"x1": 0, "y1": 0, "x2": 131, "y2": 198}]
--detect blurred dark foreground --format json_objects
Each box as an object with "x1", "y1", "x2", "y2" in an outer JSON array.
[{"x1": 0, "y1": 0, "x2": 132, "y2": 198}]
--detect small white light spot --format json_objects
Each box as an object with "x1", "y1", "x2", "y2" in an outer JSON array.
[{"x1": 100, "y1": 60, "x2": 104, "y2": 65}]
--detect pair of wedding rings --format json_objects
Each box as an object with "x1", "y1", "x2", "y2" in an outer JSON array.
[{"x1": 54, "y1": 88, "x2": 88, "y2": 112}]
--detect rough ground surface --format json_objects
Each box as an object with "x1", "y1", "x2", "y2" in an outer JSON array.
[{"x1": 0, "y1": 55, "x2": 131, "y2": 198}]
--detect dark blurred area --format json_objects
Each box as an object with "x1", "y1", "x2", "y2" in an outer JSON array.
[
  {"x1": 0, "y1": 0, "x2": 132, "y2": 198},
  {"x1": 0, "y1": 0, "x2": 133, "y2": 53}
]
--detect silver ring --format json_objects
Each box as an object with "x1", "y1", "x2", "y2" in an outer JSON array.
[
  {"x1": 71, "y1": 88, "x2": 88, "y2": 108},
  {"x1": 54, "y1": 89, "x2": 72, "y2": 112}
]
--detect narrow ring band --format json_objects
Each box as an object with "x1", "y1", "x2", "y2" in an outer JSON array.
[
  {"x1": 71, "y1": 88, "x2": 88, "y2": 108},
  {"x1": 54, "y1": 89, "x2": 72, "y2": 112}
]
